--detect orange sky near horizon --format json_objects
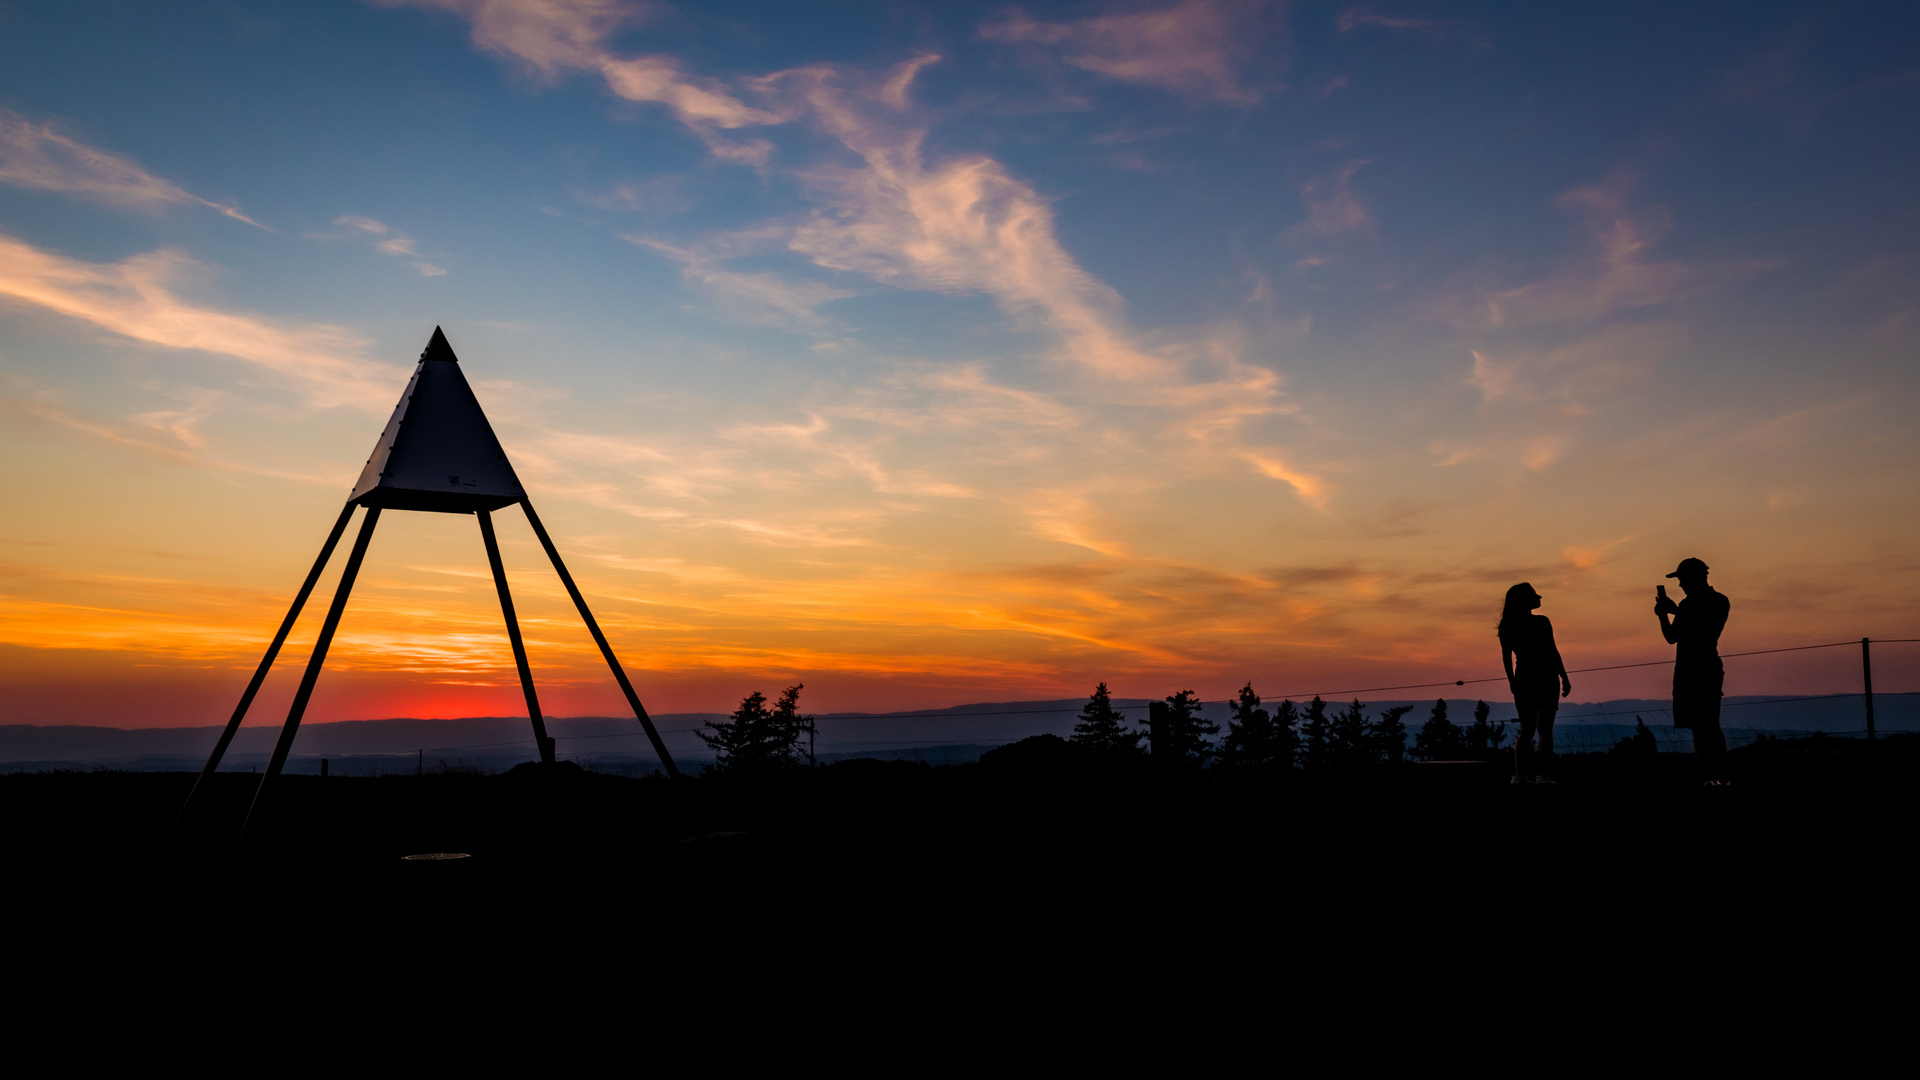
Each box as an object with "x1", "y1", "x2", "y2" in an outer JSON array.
[{"x1": 2, "y1": 1, "x2": 1917, "y2": 730}]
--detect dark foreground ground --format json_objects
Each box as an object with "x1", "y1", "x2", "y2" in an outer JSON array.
[
  {"x1": 11, "y1": 734, "x2": 1915, "y2": 893},
  {"x1": 6, "y1": 732, "x2": 1917, "y2": 1026}
]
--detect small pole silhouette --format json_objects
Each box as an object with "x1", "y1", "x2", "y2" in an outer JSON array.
[
  {"x1": 1862, "y1": 637, "x2": 1875, "y2": 741},
  {"x1": 1149, "y1": 701, "x2": 1171, "y2": 767},
  {"x1": 172, "y1": 327, "x2": 682, "y2": 847}
]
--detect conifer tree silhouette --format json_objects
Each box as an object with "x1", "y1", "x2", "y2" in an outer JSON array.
[
  {"x1": 1329, "y1": 699, "x2": 1378, "y2": 766},
  {"x1": 1072, "y1": 682, "x2": 1145, "y2": 753},
  {"x1": 1159, "y1": 689, "x2": 1219, "y2": 765},
  {"x1": 1219, "y1": 682, "x2": 1293, "y2": 769},
  {"x1": 1413, "y1": 698, "x2": 1466, "y2": 760},
  {"x1": 1299, "y1": 696, "x2": 1332, "y2": 770},
  {"x1": 1463, "y1": 699, "x2": 1507, "y2": 756},
  {"x1": 1272, "y1": 698, "x2": 1301, "y2": 767},
  {"x1": 1371, "y1": 705, "x2": 1413, "y2": 764},
  {"x1": 771, "y1": 683, "x2": 814, "y2": 767},
  {"x1": 700, "y1": 684, "x2": 810, "y2": 771}
]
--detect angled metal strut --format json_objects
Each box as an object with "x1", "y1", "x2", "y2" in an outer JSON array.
[
  {"x1": 169, "y1": 503, "x2": 356, "y2": 844},
  {"x1": 239, "y1": 505, "x2": 383, "y2": 841},
  {"x1": 479, "y1": 508, "x2": 555, "y2": 763},
  {"x1": 521, "y1": 498, "x2": 680, "y2": 777}
]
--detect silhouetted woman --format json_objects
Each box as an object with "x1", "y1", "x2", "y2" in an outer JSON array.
[{"x1": 1499, "y1": 582, "x2": 1571, "y2": 784}]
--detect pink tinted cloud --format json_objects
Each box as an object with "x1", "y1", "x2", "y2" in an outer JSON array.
[
  {"x1": 1336, "y1": 5, "x2": 1488, "y2": 49},
  {"x1": 0, "y1": 232, "x2": 397, "y2": 409},
  {"x1": 397, "y1": 6, "x2": 1309, "y2": 512},
  {"x1": 381, "y1": 0, "x2": 780, "y2": 134},
  {"x1": 978, "y1": 0, "x2": 1269, "y2": 104},
  {"x1": 764, "y1": 58, "x2": 1174, "y2": 380},
  {"x1": 0, "y1": 108, "x2": 264, "y2": 227},
  {"x1": 1287, "y1": 159, "x2": 1373, "y2": 238},
  {"x1": 1481, "y1": 179, "x2": 1704, "y2": 328},
  {"x1": 328, "y1": 214, "x2": 447, "y2": 276}
]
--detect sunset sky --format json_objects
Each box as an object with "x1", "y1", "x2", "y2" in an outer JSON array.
[{"x1": 2, "y1": 0, "x2": 1916, "y2": 728}]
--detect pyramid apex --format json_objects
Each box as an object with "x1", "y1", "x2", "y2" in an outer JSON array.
[
  {"x1": 421, "y1": 326, "x2": 457, "y2": 363},
  {"x1": 349, "y1": 329, "x2": 523, "y2": 513}
]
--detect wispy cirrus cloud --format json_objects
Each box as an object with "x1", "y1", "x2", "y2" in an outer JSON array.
[
  {"x1": 977, "y1": 0, "x2": 1270, "y2": 105},
  {"x1": 1435, "y1": 176, "x2": 1749, "y2": 471},
  {"x1": 1482, "y1": 178, "x2": 1706, "y2": 328},
  {"x1": 1287, "y1": 158, "x2": 1374, "y2": 239},
  {"x1": 628, "y1": 236, "x2": 857, "y2": 329},
  {"x1": 765, "y1": 58, "x2": 1180, "y2": 381},
  {"x1": 0, "y1": 232, "x2": 398, "y2": 409},
  {"x1": 324, "y1": 214, "x2": 447, "y2": 276},
  {"x1": 386, "y1": 0, "x2": 1320, "y2": 544},
  {"x1": 1335, "y1": 5, "x2": 1489, "y2": 50},
  {"x1": 0, "y1": 381, "x2": 343, "y2": 484},
  {"x1": 0, "y1": 108, "x2": 265, "y2": 227},
  {"x1": 379, "y1": 0, "x2": 782, "y2": 162}
]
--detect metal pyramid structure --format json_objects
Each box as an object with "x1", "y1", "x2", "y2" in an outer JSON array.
[
  {"x1": 175, "y1": 328, "x2": 680, "y2": 844},
  {"x1": 349, "y1": 327, "x2": 527, "y2": 513}
]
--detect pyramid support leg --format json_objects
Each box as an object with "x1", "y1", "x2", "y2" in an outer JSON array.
[
  {"x1": 520, "y1": 499, "x2": 680, "y2": 777},
  {"x1": 479, "y1": 508, "x2": 554, "y2": 763},
  {"x1": 170, "y1": 503, "x2": 356, "y2": 844},
  {"x1": 240, "y1": 505, "x2": 382, "y2": 843}
]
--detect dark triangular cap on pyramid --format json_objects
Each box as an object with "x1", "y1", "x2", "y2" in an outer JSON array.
[{"x1": 348, "y1": 327, "x2": 527, "y2": 514}]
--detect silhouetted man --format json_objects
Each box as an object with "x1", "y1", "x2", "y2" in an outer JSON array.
[{"x1": 1654, "y1": 558, "x2": 1730, "y2": 784}]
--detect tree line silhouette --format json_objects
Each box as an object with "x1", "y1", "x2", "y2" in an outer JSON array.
[
  {"x1": 1074, "y1": 681, "x2": 1509, "y2": 770},
  {"x1": 697, "y1": 681, "x2": 1522, "y2": 773}
]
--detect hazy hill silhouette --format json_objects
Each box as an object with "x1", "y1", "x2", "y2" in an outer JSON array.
[{"x1": 2, "y1": 694, "x2": 1909, "y2": 772}]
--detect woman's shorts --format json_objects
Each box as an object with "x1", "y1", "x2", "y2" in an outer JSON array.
[{"x1": 1513, "y1": 681, "x2": 1560, "y2": 718}]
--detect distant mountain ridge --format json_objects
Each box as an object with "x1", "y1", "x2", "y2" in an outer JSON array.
[{"x1": 0, "y1": 694, "x2": 1908, "y2": 773}]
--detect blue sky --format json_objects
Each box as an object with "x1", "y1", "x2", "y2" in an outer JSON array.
[{"x1": 2, "y1": 0, "x2": 1916, "y2": 724}]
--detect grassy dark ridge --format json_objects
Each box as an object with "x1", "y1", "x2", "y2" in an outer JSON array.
[{"x1": 5, "y1": 734, "x2": 1914, "y2": 968}]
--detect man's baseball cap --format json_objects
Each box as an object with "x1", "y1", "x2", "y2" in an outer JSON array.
[{"x1": 1665, "y1": 557, "x2": 1709, "y2": 579}]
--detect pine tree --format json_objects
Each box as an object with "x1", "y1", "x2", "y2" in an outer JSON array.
[
  {"x1": 1272, "y1": 698, "x2": 1301, "y2": 768},
  {"x1": 1160, "y1": 689, "x2": 1219, "y2": 765},
  {"x1": 1413, "y1": 698, "x2": 1465, "y2": 761},
  {"x1": 1219, "y1": 682, "x2": 1288, "y2": 769},
  {"x1": 1463, "y1": 699, "x2": 1507, "y2": 756},
  {"x1": 1371, "y1": 705, "x2": 1413, "y2": 764},
  {"x1": 770, "y1": 683, "x2": 814, "y2": 766},
  {"x1": 1330, "y1": 699, "x2": 1372, "y2": 765},
  {"x1": 1072, "y1": 682, "x2": 1144, "y2": 753},
  {"x1": 1298, "y1": 696, "x2": 1332, "y2": 770},
  {"x1": 700, "y1": 685, "x2": 810, "y2": 772}
]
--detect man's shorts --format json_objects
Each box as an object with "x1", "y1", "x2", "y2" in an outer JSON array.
[{"x1": 1672, "y1": 694, "x2": 1722, "y2": 731}]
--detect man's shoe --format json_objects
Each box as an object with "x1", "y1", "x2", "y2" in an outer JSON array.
[{"x1": 1533, "y1": 775, "x2": 1557, "y2": 785}]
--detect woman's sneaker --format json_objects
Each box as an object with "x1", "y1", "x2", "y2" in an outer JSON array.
[{"x1": 1511, "y1": 774, "x2": 1527, "y2": 785}]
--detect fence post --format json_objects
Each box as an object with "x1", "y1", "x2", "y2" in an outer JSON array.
[{"x1": 1862, "y1": 638, "x2": 1875, "y2": 742}]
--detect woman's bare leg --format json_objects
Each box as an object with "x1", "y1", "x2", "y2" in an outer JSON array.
[{"x1": 1513, "y1": 710, "x2": 1537, "y2": 779}]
